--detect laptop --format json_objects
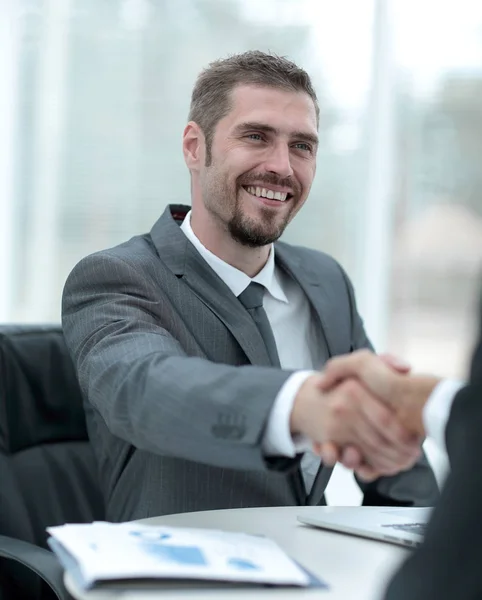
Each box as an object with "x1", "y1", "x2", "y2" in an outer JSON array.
[{"x1": 298, "y1": 507, "x2": 432, "y2": 548}]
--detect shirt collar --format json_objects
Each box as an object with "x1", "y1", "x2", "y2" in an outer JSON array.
[{"x1": 180, "y1": 210, "x2": 288, "y2": 303}]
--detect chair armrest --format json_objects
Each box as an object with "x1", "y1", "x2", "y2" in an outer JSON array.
[{"x1": 0, "y1": 534, "x2": 71, "y2": 600}]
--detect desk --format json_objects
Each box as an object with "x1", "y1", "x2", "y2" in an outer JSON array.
[{"x1": 65, "y1": 506, "x2": 411, "y2": 600}]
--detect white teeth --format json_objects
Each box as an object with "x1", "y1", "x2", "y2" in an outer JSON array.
[{"x1": 245, "y1": 186, "x2": 289, "y2": 202}]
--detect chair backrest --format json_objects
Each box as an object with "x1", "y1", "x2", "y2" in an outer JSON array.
[{"x1": 0, "y1": 325, "x2": 105, "y2": 598}]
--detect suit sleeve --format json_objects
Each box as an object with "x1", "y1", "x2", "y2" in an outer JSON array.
[
  {"x1": 338, "y1": 266, "x2": 440, "y2": 507},
  {"x1": 62, "y1": 251, "x2": 298, "y2": 472},
  {"x1": 384, "y1": 317, "x2": 482, "y2": 600}
]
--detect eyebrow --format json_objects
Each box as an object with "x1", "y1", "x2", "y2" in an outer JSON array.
[{"x1": 233, "y1": 122, "x2": 319, "y2": 147}]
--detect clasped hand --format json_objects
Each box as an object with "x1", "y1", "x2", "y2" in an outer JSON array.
[{"x1": 292, "y1": 350, "x2": 440, "y2": 482}]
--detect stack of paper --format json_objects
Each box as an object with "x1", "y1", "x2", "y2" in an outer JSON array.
[{"x1": 47, "y1": 522, "x2": 326, "y2": 591}]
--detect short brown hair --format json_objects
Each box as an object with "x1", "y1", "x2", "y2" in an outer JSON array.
[{"x1": 188, "y1": 50, "x2": 319, "y2": 165}]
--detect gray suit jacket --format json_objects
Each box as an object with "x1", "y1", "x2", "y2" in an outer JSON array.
[{"x1": 62, "y1": 204, "x2": 438, "y2": 521}]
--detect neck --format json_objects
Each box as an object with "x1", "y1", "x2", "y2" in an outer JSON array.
[{"x1": 190, "y1": 210, "x2": 271, "y2": 278}]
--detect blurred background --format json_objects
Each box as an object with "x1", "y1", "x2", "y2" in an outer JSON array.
[{"x1": 1, "y1": 0, "x2": 482, "y2": 503}]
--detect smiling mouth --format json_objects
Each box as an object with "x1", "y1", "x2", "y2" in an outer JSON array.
[{"x1": 242, "y1": 185, "x2": 293, "y2": 202}]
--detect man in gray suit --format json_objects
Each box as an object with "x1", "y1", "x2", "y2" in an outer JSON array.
[{"x1": 62, "y1": 51, "x2": 438, "y2": 521}]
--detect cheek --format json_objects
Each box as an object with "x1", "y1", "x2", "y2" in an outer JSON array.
[
  {"x1": 299, "y1": 164, "x2": 316, "y2": 193},
  {"x1": 230, "y1": 148, "x2": 263, "y2": 172}
]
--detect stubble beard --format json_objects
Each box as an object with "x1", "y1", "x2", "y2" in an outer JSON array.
[
  {"x1": 203, "y1": 166, "x2": 297, "y2": 248},
  {"x1": 227, "y1": 194, "x2": 290, "y2": 248}
]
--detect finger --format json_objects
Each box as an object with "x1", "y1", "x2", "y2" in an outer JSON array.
[
  {"x1": 314, "y1": 442, "x2": 340, "y2": 466},
  {"x1": 323, "y1": 350, "x2": 405, "y2": 408},
  {"x1": 358, "y1": 391, "x2": 421, "y2": 454},
  {"x1": 319, "y1": 351, "x2": 400, "y2": 404},
  {"x1": 339, "y1": 445, "x2": 364, "y2": 470},
  {"x1": 317, "y1": 443, "x2": 365, "y2": 472},
  {"x1": 355, "y1": 464, "x2": 381, "y2": 482},
  {"x1": 356, "y1": 412, "x2": 421, "y2": 472},
  {"x1": 316, "y1": 356, "x2": 409, "y2": 392},
  {"x1": 324, "y1": 379, "x2": 402, "y2": 472},
  {"x1": 348, "y1": 416, "x2": 404, "y2": 472},
  {"x1": 378, "y1": 353, "x2": 411, "y2": 375},
  {"x1": 348, "y1": 388, "x2": 421, "y2": 472}
]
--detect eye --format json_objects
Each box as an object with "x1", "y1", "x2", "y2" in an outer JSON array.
[
  {"x1": 246, "y1": 133, "x2": 264, "y2": 141},
  {"x1": 293, "y1": 142, "x2": 312, "y2": 152}
]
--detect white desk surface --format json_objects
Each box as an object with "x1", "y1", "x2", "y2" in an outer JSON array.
[{"x1": 65, "y1": 506, "x2": 411, "y2": 600}]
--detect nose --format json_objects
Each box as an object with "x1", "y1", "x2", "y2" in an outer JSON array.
[{"x1": 263, "y1": 143, "x2": 293, "y2": 179}]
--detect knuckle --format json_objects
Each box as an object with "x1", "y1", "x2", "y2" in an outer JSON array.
[
  {"x1": 400, "y1": 458, "x2": 415, "y2": 471},
  {"x1": 394, "y1": 426, "x2": 416, "y2": 448},
  {"x1": 332, "y1": 397, "x2": 349, "y2": 418},
  {"x1": 340, "y1": 379, "x2": 360, "y2": 399},
  {"x1": 355, "y1": 348, "x2": 373, "y2": 364},
  {"x1": 325, "y1": 356, "x2": 338, "y2": 370},
  {"x1": 323, "y1": 358, "x2": 339, "y2": 378},
  {"x1": 378, "y1": 408, "x2": 393, "y2": 429}
]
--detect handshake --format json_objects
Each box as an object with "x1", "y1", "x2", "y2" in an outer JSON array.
[{"x1": 291, "y1": 350, "x2": 441, "y2": 481}]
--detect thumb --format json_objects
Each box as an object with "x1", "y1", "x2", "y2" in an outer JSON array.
[{"x1": 379, "y1": 353, "x2": 411, "y2": 374}]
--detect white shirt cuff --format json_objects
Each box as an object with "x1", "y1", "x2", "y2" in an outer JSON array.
[
  {"x1": 262, "y1": 371, "x2": 314, "y2": 457},
  {"x1": 423, "y1": 379, "x2": 465, "y2": 453}
]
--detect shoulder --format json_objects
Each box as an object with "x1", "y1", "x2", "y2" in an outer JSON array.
[
  {"x1": 78, "y1": 233, "x2": 158, "y2": 268},
  {"x1": 64, "y1": 233, "x2": 162, "y2": 290}
]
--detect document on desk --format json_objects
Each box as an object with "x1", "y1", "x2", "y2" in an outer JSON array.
[{"x1": 47, "y1": 522, "x2": 327, "y2": 591}]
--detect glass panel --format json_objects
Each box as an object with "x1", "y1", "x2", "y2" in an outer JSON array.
[
  {"x1": 390, "y1": 0, "x2": 482, "y2": 379},
  {"x1": 7, "y1": 0, "x2": 375, "y2": 322}
]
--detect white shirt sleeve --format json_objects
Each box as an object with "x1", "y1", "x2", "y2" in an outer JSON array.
[
  {"x1": 423, "y1": 379, "x2": 465, "y2": 453},
  {"x1": 264, "y1": 374, "x2": 466, "y2": 457},
  {"x1": 262, "y1": 371, "x2": 314, "y2": 456}
]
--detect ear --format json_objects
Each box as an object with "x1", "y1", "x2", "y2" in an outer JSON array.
[{"x1": 183, "y1": 121, "x2": 205, "y2": 172}]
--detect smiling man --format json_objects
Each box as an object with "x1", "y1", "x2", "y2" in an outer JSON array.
[
  {"x1": 184, "y1": 83, "x2": 317, "y2": 265},
  {"x1": 62, "y1": 51, "x2": 438, "y2": 521}
]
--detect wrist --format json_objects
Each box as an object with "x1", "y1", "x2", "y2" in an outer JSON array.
[
  {"x1": 290, "y1": 373, "x2": 324, "y2": 437},
  {"x1": 398, "y1": 375, "x2": 441, "y2": 436}
]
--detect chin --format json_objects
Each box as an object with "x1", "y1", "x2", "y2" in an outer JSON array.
[{"x1": 229, "y1": 222, "x2": 284, "y2": 248}]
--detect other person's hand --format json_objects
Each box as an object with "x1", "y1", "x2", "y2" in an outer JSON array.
[
  {"x1": 312, "y1": 350, "x2": 440, "y2": 480},
  {"x1": 291, "y1": 370, "x2": 422, "y2": 478}
]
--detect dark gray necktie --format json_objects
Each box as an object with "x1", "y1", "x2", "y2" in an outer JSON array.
[
  {"x1": 238, "y1": 282, "x2": 281, "y2": 367},
  {"x1": 239, "y1": 282, "x2": 306, "y2": 505}
]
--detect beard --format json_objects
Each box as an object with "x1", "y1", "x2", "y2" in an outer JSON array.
[
  {"x1": 227, "y1": 201, "x2": 289, "y2": 247},
  {"x1": 204, "y1": 169, "x2": 301, "y2": 248}
]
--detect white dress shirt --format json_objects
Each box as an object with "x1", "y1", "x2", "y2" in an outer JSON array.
[
  {"x1": 180, "y1": 211, "x2": 323, "y2": 488},
  {"x1": 423, "y1": 379, "x2": 465, "y2": 454}
]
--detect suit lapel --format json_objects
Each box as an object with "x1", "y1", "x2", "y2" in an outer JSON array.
[
  {"x1": 150, "y1": 206, "x2": 341, "y2": 366},
  {"x1": 275, "y1": 242, "x2": 337, "y2": 359},
  {"x1": 183, "y1": 246, "x2": 273, "y2": 366},
  {"x1": 275, "y1": 242, "x2": 341, "y2": 506},
  {"x1": 149, "y1": 205, "x2": 272, "y2": 367}
]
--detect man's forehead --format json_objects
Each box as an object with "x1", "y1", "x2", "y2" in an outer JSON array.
[{"x1": 227, "y1": 84, "x2": 318, "y2": 128}]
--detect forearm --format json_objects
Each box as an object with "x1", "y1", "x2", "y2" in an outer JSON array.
[
  {"x1": 62, "y1": 252, "x2": 295, "y2": 470},
  {"x1": 76, "y1": 329, "x2": 293, "y2": 469}
]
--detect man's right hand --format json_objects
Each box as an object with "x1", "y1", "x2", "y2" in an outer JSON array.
[
  {"x1": 311, "y1": 351, "x2": 441, "y2": 480},
  {"x1": 320, "y1": 350, "x2": 440, "y2": 437},
  {"x1": 290, "y1": 373, "x2": 422, "y2": 477}
]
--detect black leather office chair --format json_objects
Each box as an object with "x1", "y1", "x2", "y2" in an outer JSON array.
[{"x1": 0, "y1": 325, "x2": 105, "y2": 600}]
